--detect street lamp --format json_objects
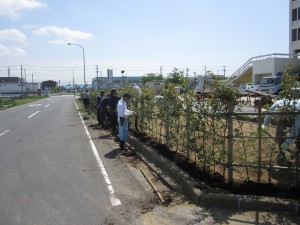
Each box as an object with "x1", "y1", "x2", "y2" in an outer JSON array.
[
  {"x1": 67, "y1": 42, "x2": 86, "y2": 88},
  {"x1": 121, "y1": 70, "x2": 125, "y2": 86}
]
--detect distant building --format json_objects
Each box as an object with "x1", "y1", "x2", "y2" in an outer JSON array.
[
  {"x1": 0, "y1": 77, "x2": 41, "y2": 94},
  {"x1": 25, "y1": 82, "x2": 41, "y2": 93},
  {"x1": 0, "y1": 77, "x2": 25, "y2": 94},
  {"x1": 92, "y1": 76, "x2": 142, "y2": 90},
  {"x1": 63, "y1": 84, "x2": 85, "y2": 93}
]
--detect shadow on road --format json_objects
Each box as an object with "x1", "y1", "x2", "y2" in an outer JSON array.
[
  {"x1": 104, "y1": 148, "x2": 122, "y2": 159},
  {"x1": 98, "y1": 133, "x2": 114, "y2": 139}
]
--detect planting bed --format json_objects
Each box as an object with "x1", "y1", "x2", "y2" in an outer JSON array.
[{"x1": 130, "y1": 129, "x2": 300, "y2": 200}]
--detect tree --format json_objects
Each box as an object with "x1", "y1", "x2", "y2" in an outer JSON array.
[
  {"x1": 41, "y1": 80, "x2": 57, "y2": 90},
  {"x1": 142, "y1": 73, "x2": 164, "y2": 85},
  {"x1": 166, "y1": 68, "x2": 187, "y2": 88}
]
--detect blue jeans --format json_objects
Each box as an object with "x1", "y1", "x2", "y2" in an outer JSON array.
[{"x1": 118, "y1": 118, "x2": 128, "y2": 141}]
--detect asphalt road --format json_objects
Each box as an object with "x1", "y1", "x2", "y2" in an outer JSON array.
[{"x1": 0, "y1": 95, "x2": 153, "y2": 225}]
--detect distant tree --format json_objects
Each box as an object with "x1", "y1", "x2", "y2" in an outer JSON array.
[
  {"x1": 41, "y1": 80, "x2": 57, "y2": 90},
  {"x1": 166, "y1": 68, "x2": 187, "y2": 88},
  {"x1": 142, "y1": 73, "x2": 164, "y2": 85}
]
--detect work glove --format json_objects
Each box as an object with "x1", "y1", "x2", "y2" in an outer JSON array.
[{"x1": 281, "y1": 142, "x2": 289, "y2": 151}]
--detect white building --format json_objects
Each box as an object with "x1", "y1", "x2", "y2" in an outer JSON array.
[
  {"x1": 290, "y1": 0, "x2": 300, "y2": 54},
  {"x1": 0, "y1": 77, "x2": 40, "y2": 95},
  {"x1": 92, "y1": 76, "x2": 142, "y2": 90},
  {"x1": 25, "y1": 82, "x2": 41, "y2": 93},
  {"x1": 0, "y1": 77, "x2": 24, "y2": 94},
  {"x1": 227, "y1": 1, "x2": 300, "y2": 85}
]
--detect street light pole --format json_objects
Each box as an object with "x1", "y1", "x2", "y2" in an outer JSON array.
[
  {"x1": 67, "y1": 43, "x2": 86, "y2": 88},
  {"x1": 121, "y1": 70, "x2": 125, "y2": 86}
]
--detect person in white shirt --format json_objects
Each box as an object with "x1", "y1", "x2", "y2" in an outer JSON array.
[{"x1": 117, "y1": 93, "x2": 134, "y2": 152}]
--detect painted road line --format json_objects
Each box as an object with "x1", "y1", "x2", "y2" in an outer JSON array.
[
  {"x1": 0, "y1": 130, "x2": 10, "y2": 137},
  {"x1": 28, "y1": 111, "x2": 40, "y2": 119},
  {"x1": 29, "y1": 104, "x2": 42, "y2": 107},
  {"x1": 45, "y1": 104, "x2": 50, "y2": 108},
  {"x1": 74, "y1": 100, "x2": 122, "y2": 207}
]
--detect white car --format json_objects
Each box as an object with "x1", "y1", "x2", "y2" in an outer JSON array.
[{"x1": 239, "y1": 83, "x2": 259, "y2": 94}]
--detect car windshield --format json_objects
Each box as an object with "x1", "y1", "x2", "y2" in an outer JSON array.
[{"x1": 261, "y1": 78, "x2": 275, "y2": 85}]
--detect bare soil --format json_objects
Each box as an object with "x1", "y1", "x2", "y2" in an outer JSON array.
[{"x1": 130, "y1": 129, "x2": 300, "y2": 200}]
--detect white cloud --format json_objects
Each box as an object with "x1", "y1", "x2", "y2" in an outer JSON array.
[
  {"x1": 33, "y1": 26, "x2": 93, "y2": 45},
  {"x1": 22, "y1": 24, "x2": 39, "y2": 30},
  {"x1": 0, "y1": 0, "x2": 46, "y2": 20},
  {"x1": 0, "y1": 44, "x2": 26, "y2": 56},
  {"x1": 0, "y1": 28, "x2": 27, "y2": 42}
]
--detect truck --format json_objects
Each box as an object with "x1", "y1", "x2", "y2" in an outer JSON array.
[
  {"x1": 145, "y1": 80, "x2": 165, "y2": 95},
  {"x1": 258, "y1": 72, "x2": 283, "y2": 95},
  {"x1": 192, "y1": 75, "x2": 215, "y2": 93}
]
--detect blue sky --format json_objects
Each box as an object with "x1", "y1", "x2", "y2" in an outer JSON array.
[{"x1": 0, "y1": 0, "x2": 288, "y2": 84}]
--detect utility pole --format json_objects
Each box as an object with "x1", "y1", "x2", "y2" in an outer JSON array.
[
  {"x1": 100, "y1": 70, "x2": 102, "y2": 89},
  {"x1": 73, "y1": 75, "x2": 75, "y2": 96},
  {"x1": 32, "y1": 73, "x2": 34, "y2": 94},
  {"x1": 96, "y1": 65, "x2": 99, "y2": 90},
  {"x1": 24, "y1": 68, "x2": 27, "y2": 93},
  {"x1": 160, "y1": 66, "x2": 164, "y2": 77},
  {"x1": 186, "y1": 68, "x2": 189, "y2": 78},
  {"x1": 21, "y1": 65, "x2": 24, "y2": 95},
  {"x1": 121, "y1": 70, "x2": 125, "y2": 86},
  {"x1": 223, "y1": 66, "x2": 226, "y2": 78},
  {"x1": 8, "y1": 67, "x2": 10, "y2": 77}
]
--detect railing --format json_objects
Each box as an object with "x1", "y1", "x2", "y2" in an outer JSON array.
[{"x1": 227, "y1": 53, "x2": 300, "y2": 84}]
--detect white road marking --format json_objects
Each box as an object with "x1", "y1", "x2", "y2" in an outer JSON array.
[
  {"x1": 29, "y1": 104, "x2": 42, "y2": 107},
  {"x1": 0, "y1": 130, "x2": 10, "y2": 137},
  {"x1": 44, "y1": 104, "x2": 50, "y2": 108},
  {"x1": 28, "y1": 111, "x2": 40, "y2": 119},
  {"x1": 74, "y1": 100, "x2": 122, "y2": 207}
]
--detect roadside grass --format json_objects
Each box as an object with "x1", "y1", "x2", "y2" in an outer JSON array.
[{"x1": 0, "y1": 95, "x2": 48, "y2": 110}]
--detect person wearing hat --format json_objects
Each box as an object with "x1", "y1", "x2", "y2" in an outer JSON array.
[{"x1": 109, "y1": 88, "x2": 120, "y2": 135}]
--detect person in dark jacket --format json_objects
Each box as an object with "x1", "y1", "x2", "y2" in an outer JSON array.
[
  {"x1": 109, "y1": 89, "x2": 121, "y2": 134},
  {"x1": 96, "y1": 91, "x2": 105, "y2": 125},
  {"x1": 99, "y1": 94, "x2": 110, "y2": 128},
  {"x1": 82, "y1": 89, "x2": 90, "y2": 108}
]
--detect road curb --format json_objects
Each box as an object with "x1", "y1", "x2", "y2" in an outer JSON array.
[{"x1": 127, "y1": 133, "x2": 300, "y2": 213}]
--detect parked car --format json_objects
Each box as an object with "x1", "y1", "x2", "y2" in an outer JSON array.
[{"x1": 239, "y1": 83, "x2": 259, "y2": 94}]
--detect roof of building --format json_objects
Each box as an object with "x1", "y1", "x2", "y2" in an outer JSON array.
[{"x1": 0, "y1": 77, "x2": 22, "y2": 83}]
